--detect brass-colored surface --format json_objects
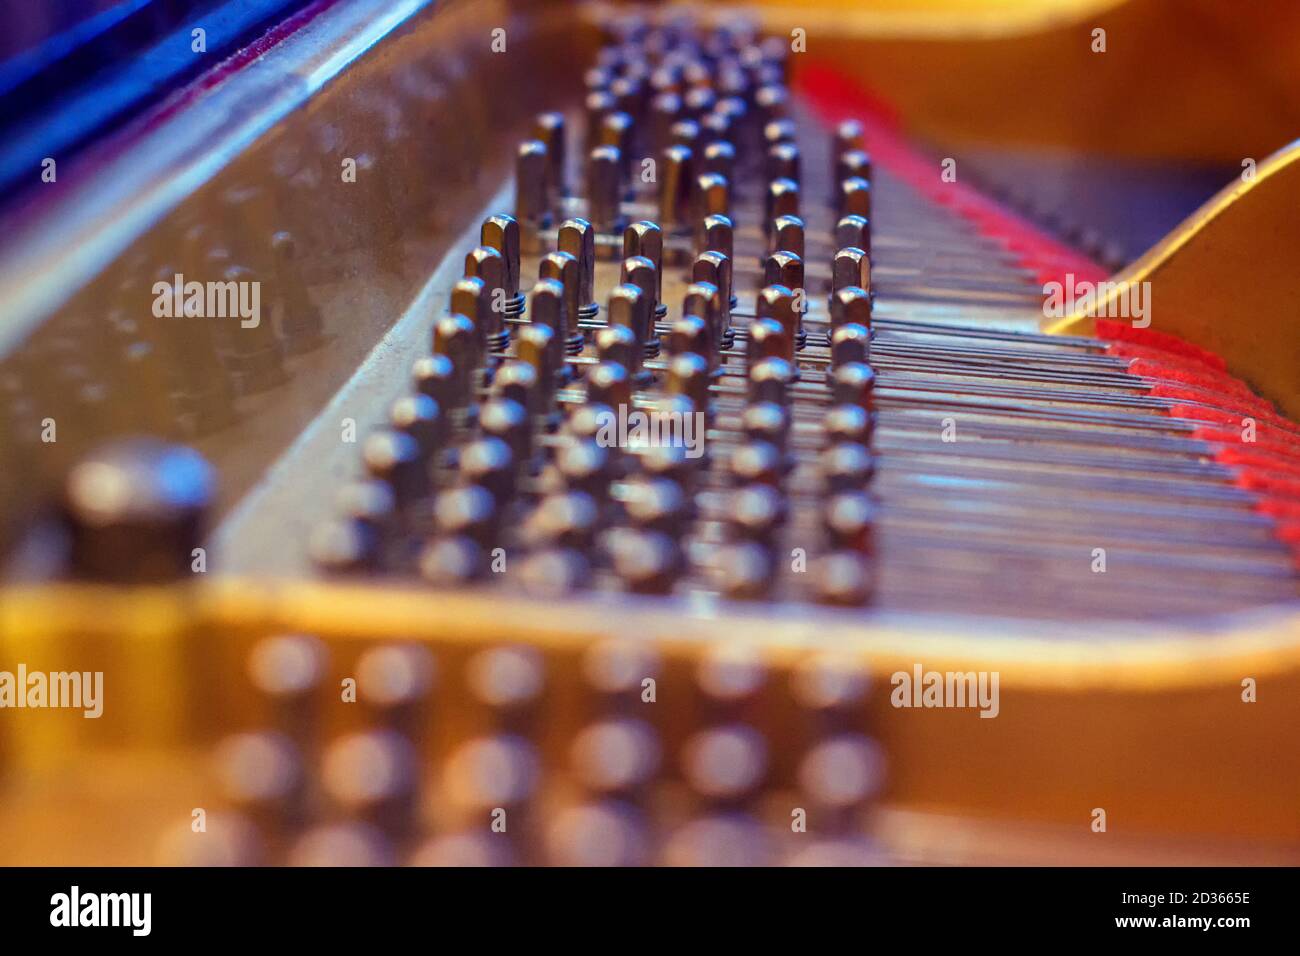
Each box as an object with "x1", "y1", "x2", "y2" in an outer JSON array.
[
  {"x1": 761, "y1": 0, "x2": 1300, "y2": 164},
  {"x1": 2, "y1": 579, "x2": 1299, "y2": 856},
  {"x1": 1046, "y1": 139, "x2": 1300, "y2": 420}
]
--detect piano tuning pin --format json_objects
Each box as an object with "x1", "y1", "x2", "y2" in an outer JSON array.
[
  {"x1": 671, "y1": 118, "x2": 701, "y2": 152},
  {"x1": 389, "y1": 393, "x2": 445, "y2": 463},
  {"x1": 769, "y1": 214, "x2": 805, "y2": 261},
  {"x1": 480, "y1": 215, "x2": 525, "y2": 318},
  {"x1": 834, "y1": 118, "x2": 866, "y2": 157},
  {"x1": 813, "y1": 550, "x2": 874, "y2": 607},
  {"x1": 764, "y1": 177, "x2": 799, "y2": 235},
  {"x1": 433, "y1": 312, "x2": 480, "y2": 403},
  {"x1": 742, "y1": 401, "x2": 792, "y2": 453},
  {"x1": 600, "y1": 111, "x2": 636, "y2": 190},
  {"x1": 651, "y1": 92, "x2": 683, "y2": 153},
  {"x1": 587, "y1": 360, "x2": 633, "y2": 413},
  {"x1": 463, "y1": 246, "x2": 510, "y2": 351},
  {"x1": 693, "y1": 172, "x2": 731, "y2": 226},
  {"x1": 746, "y1": 317, "x2": 787, "y2": 371},
  {"x1": 682, "y1": 279, "x2": 722, "y2": 364},
  {"x1": 748, "y1": 355, "x2": 797, "y2": 407},
  {"x1": 450, "y1": 276, "x2": 503, "y2": 359},
  {"x1": 821, "y1": 442, "x2": 876, "y2": 494},
  {"x1": 702, "y1": 140, "x2": 736, "y2": 184},
  {"x1": 459, "y1": 436, "x2": 516, "y2": 506},
  {"x1": 595, "y1": 323, "x2": 640, "y2": 378},
  {"x1": 586, "y1": 145, "x2": 626, "y2": 234},
  {"x1": 609, "y1": 528, "x2": 682, "y2": 596},
  {"x1": 835, "y1": 149, "x2": 872, "y2": 192},
  {"x1": 607, "y1": 282, "x2": 650, "y2": 374},
  {"x1": 585, "y1": 90, "x2": 616, "y2": 154},
  {"x1": 515, "y1": 140, "x2": 552, "y2": 248},
  {"x1": 831, "y1": 362, "x2": 877, "y2": 413},
  {"x1": 831, "y1": 322, "x2": 872, "y2": 368},
  {"x1": 700, "y1": 110, "x2": 731, "y2": 146},
  {"x1": 684, "y1": 86, "x2": 717, "y2": 123},
  {"x1": 692, "y1": 252, "x2": 733, "y2": 344},
  {"x1": 480, "y1": 397, "x2": 533, "y2": 470},
  {"x1": 765, "y1": 141, "x2": 800, "y2": 186},
  {"x1": 619, "y1": 256, "x2": 661, "y2": 355},
  {"x1": 838, "y1": 176, "x2": 872, "y2": 220},
  {"x1": 611, "y1": 75, "x2": 645, "y2": 123},
  {"x1": 363, "y1": 429, "x2": 430, "y2": 511},
  {"x1": 622, "y1": 221, "x2": 667, "y2": 318},
  {"x1": 412, "y1": 353, "x2": 456, "y2": 410},
  {"x1": 658, "y1": 144, "x2": 694, "y2": 232},
  {"x1": 532, "y1": 112, "x2": 567, "y2": 198},
  {"x1": 756, "y1": 84, "x2": 789, "y2": 124},
  {"x1": 830, "y1": 285, "x2": 872, "y2": 333},
  {"x1": 433, "y1": 485, "x2": 500, "y2": 554},
  {"x1": 557, "y1": 217, "x2": 600, "y2": 322},
  {"x1": 756, "y1": 283, "x2": 801, "y2": 358},
  {"x1": 762, "y1": 117, "x2": 797, "y2": 150},
  {"x1": 518, "y1": 548, "x2": 592, "y2": 599},
  {"x1": 834, "y1": 213, "x2": 871, "y2": 259},
  {"x1": 419, "y1": 534, "x2": 487, "y2": 586},
  {"x1": 764, "y1": 252, "x2": 805, "y2": 315},
  {"x1": 494, "y1": 354, "x2": 547, "y2": 418},
  {"x1": 832, "y1": 246, "x2": 871, "y2": 297},
  {"x1": 538, "y1": 250, "x2": 584, "y2": 355},
  {"x1": 716, "y1": 540, "x2": 777, "y2": 601},
  {"x1": 61, "y1": 439, "x2": 215, "y2": 584},
  {"x1": 667, "y1": 351, "x2": 712, "y2": 413},
  {"x1": 825, "y1": 404, "x2": 874, "y2": 448},
  {"x1": 824, "y1": 490, "x2": 878, "y2": 555},
  {"x1": 527, "y1": 277, "x2": 568, "y2": 373}
]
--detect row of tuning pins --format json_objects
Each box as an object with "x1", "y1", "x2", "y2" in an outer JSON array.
[{"x1": 180, "y1": 632, "x2": 883, "y2": 866}]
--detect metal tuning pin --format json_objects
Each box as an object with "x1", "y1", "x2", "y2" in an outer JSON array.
[
  {"x1": 765, "y1": 141, "x2": 800, "y2": 185},
  {"x1": 830, "y1": 321, "x2": 871, "y2": 368},
  {"x1": 834, "y1": 118, "x2": 866, "y2": 157},
  {"x1": 667, "y1": 352, "x2": 712, "y2": 413},
  {"x1": 538, "y1": 250, "x2": 584, "y2": 356},
  {"x1": 837, "y1": 176, "x2": 872, "y2": 220},
  {"x1": 585, "y1": 90, "x2": 616, "y2": 155},
  {"x1": 389, "y1": 394, "x2": 445, "y2": 465},
  {"x1": 526, "y1": 277, "x2": 568, "y2": 376},
  {"x1": 756, "y1": 283, "x2": 801, "y2": 357},
  {"x1": 702, "y1": 140, "x2": 736, "y2": 185},
  {"x1": 769, "y1": 214, "x2": 805, "y2": 260},
  {"x1": 764, "y1": 178, "x2": 799, "y2": 236},
  {"x1": 831, "y1": 362, "x2": 877, "y2": 414},
  {"x1": 658, "y1": 144, "x2": 694, "y2": 233},
  {"x1": 671, "y1": 118, "x2": 701, "y2": 153},
  {"x1": 696, "y1": 215, "x2": 736, "y2": 308},
  {"x1": 834, "y1": 213, "x2": 871, "y2": 260},
  {"x1": 835, "y1": 149, "x2": 872, "y2": 196},
  {"x1": 363, "y1": 429, "x2": 430, "y2": 511},
  {"x1": 832, "y1": 246, "x2": 871, "y2": 298},
  {"x1": 586, "y1": 360, "x2": 633, "y2": 414},
  {"x1": 532, "y1": 111, "x2": 567, "y2": 198},
  {"x1": 600, "y1": 111, "x2": 636, "y2": 193},
  {"x1": 693, "y1": 172, "x2": 731, "y2": 237},
  {"x1": 463, "y1": 246, "x2": 509, "y2": 352},
  {"x1": 557, "y1": 218, "x2": 600, "y2": 324},
  {"x1": 764, "y1": 253, "x2": 805, "y2": 323},
  {"x1": 586, "y1": 145, "x2": 626, "y2": 235},
  {"x1": 515, "y1": 140, "x2": 552, "y2": 250},
  {"x1": 433, "y1": 312, "x2": 481, "y2": 408},
  {"x1": 62, "y1": 439, "x2": 214, "y2": 583},
  {"x1": 651, "y1": 92, "x2": 683, "y2": 155},
  {"x1": 619, "y1": 255, "x2": 661, "y2": 356},
  {"x1": 606, "y1": 282, "x2": 650, "y2": 377},
  {"x1": 748, "y1": 356, "x2": 797, "y2": 407},
  {"x1": 480, "y1": 215, "x2": 525, "y2": 319},
  {"x1": 682, "y1": 279, "x2": 722, "y2": 366},
  {"x1": 692, "y1": 251, "x2": 733, "y2": 347},
  {"x1": 622, "y1": 221, "x2": 667, "y2": 318},
  {"x1": 746, "y1": 317, "x2": 788, "y2": 371},
  {"x1": 830, "y1": 285, "x2": 872, "y2": 334}
]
